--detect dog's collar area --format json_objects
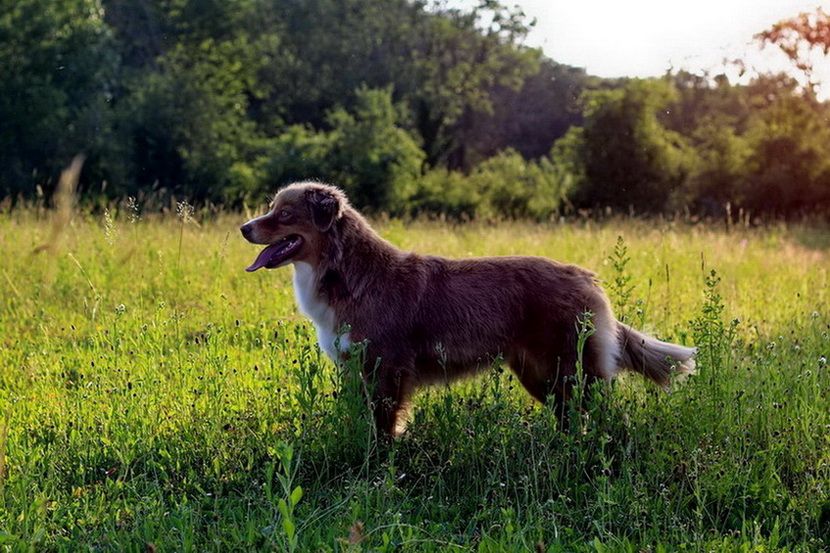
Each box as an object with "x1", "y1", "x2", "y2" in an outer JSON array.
[{"x1": 246, "y1": 235, "x2": 303, "y2": 272}]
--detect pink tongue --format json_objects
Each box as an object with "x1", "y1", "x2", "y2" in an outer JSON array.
[{"x1": 246, "y1": 243, "x2": 284, "y2": 272}]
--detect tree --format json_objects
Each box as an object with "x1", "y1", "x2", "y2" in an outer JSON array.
[
  {"x1": 685, "y1": 118, "x2": 751, "y2": 214},
  {"x1": 740, "y1": 95, "x2": 830, "y2": 215},
  {"x1": 756, "y1": 8, "x2": 830, "y2": 98},
  {"x1": 565, "y1": 79, "x2": 697, "y2": 213},
  {"x1": 452, "y1": 59, "x2": 589, "y2": 169},
  {"x1": 325, "y1": 87, "x2": 425, "y2": 212},
  {"x1": 258, "y1": 87, "x2": 424, "y2": 213},
  {"x1": 104, "y1": 0, "x2": 283, "y2": 200},
  {"x1": 99, "y1": 0, "x2": 539, "y2": 202},
  {"x1": 0, "y1": 0, "x2": 116, "y2": 198},
  {"x1": 406, "y1": 1, "x2": 538, "y2": 167}
]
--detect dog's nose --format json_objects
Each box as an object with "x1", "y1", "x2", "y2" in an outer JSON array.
[{"x1": 240, "y1": 223, "x2": 253, "y2": 240}]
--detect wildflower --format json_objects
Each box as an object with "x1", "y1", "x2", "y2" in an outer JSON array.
[
  {"x1": 176, "y1": 200, "x2": 194, "y2": 223},
  {"x1": 103, "y1": 208, "x2": 116, "y2": 245},
  {"x1": 126, "y1": 196, "x2": 139, "y2": 223}
]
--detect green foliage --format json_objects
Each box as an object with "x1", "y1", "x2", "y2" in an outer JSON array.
[
  {"x1": 455, "y1": 59, "x2": 589, "y2": 166},
  {"x1": 0, "y1": 0, "x2": 116, "y2": 198},
  {"x1": 324, "y1": 87, "x2": 425, "y2": 212},
  {"x1": 669, "y1": 72, "x2": 830, "y2": 218},
  {"x1": 272, "y1": 442, "x2": 302, "y2": 552},
  {"x1": 111, "y1": 0, "x2": 280, "y2": 201},
  {"x1": 607, "y1": 236, "x2": 635, "y2": 323},
  {"x1": 403, "y1": 1, "x2": 539, "y2": 166},
  {"x1": 0, "y1": 0, "x2": 549, "y2": 210},
  {"x1": 470, "y1": 149, "x2": 564, "y2": 219},
  {"x1": 685, "y1": 118, "x2": 753, "y2": 213},
  {"x1": 409, "y1": 150, "x2": 569, "y2": 220},
  {"x1": 566, "y1": 79, "x2": 698, "y2": 213},
  {"x1": 406, "y1": 168, "x2": 482, "y2": 220},
  {"x1": 741, "y1": 95, "x2": 830, "y2": 215},
  {"x1": 256, "y1": 87, "x2": 425, "y2": 213},
  {"x1": 3, "y1": 0, "x2": 830, "y2": 218},
  {"x1": 251, "y1": 125, "x2": 334, "y2": 200},
  {"x1": 546, "y1": 69, "x2": 830, "y2": 219}
]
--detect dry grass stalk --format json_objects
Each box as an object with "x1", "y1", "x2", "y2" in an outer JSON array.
[{"x1": 34, "y1": 154, "x2": 84, "y2": 254}]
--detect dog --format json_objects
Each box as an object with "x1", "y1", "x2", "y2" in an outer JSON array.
[{"x1": 241, "y1": 181, "x2": 696, "y2": 436}]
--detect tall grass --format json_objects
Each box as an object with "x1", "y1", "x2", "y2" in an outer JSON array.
[{"x1": 0, "y1": 207, "x2": 827, "y2": 551}]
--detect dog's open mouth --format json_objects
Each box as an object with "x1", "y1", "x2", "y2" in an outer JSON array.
[{"x1": 246, "y1": 235, "x2": 303, "y2": 272}]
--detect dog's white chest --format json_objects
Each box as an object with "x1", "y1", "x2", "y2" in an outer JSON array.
[{"x1": 292, "y1": 262, "x2": 350, "y2": 361}]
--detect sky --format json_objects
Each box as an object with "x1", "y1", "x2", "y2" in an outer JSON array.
[{"x1": 483, "y1": 0, "x2": 830, "y2": 97}]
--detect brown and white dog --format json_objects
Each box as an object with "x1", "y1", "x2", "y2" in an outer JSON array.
[{"x1": 241, "y1": 181, "x2": 695, "y2": 436}]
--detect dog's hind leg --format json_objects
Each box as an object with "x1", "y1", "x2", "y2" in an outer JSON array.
[
  {"x1": 508, "y1": 350, "x2": 572, "y2": 423},
  {"x1": 509, "y1": 345, "x2": 606, "y2": 428}
]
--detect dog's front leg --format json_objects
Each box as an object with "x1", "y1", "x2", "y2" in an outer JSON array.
[{"x1": 367, "y1": 354, "x2": 415, "y2": 438}]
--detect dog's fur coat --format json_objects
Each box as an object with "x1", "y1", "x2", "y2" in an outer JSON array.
[{"x1": 241, "y1": 182, "x2": 696, "y2": 435}]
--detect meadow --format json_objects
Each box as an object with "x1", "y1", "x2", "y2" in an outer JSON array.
[{"x1": 0, "y1": 207, "x2": 828, "y2": 551}]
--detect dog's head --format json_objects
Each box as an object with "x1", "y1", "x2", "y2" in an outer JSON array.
[{"x1": 240, "y1": 182, "x2": 345, "y2": 272}]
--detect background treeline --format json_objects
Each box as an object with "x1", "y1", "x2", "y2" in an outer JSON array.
[{"x1": 2, "y1": 0, "x2": 829, "y2": 218}]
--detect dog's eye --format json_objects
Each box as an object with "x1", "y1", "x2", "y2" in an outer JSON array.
[{"x1": 277, "y1": 209, "x2": 292, "y2": 221}]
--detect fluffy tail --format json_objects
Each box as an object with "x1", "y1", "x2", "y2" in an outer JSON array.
[{"x1": 616, "y1": 322, "x2": 696, "y2": 388}]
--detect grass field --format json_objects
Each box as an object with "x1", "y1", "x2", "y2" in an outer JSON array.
[{"x1": 0, "y1": 208, "x2": 828, "y2": 551}]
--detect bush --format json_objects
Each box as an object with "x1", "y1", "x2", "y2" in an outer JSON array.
[
  {"x1": 252, "y1": 125, "x2": 335, "y2": 199},
  {"x1": 685, "y1": 120, "x2": 751, "y2": 215},
  {"x1": 255, "y1": 87, "x2": 425, "y2": 213},
  {"x1": 406, "y1": 168, "x2": 481, "y2": 220},
  {"x1": 471, "y1": 149, "x2": 564, "y2": 219},
  {"x1": 408, "y1": 149, "x2": 569, "y2": 220},
  {"x1": 325, "y1": 86, "x2": 425, "y2": 213}
]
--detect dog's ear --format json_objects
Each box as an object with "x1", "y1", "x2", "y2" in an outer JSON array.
[{"x1": 305, "y1": 189, "x2": 340, "y2": 232}]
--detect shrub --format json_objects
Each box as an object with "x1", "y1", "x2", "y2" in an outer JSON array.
[
  {"x1": 408, "y1": 149, "x2": 569, "y2": 220},
  {"x1": 406, "y1": 168, "x2": 481, "y2": 219},
  {"x1": 255, "y1": 87, "x2": 425, "y2": 213},
  {"x1": 324, "y1": 86, "x2": 425, "y2": 213},
  {"x1": 254, "y1": 125, "x2": 335, "y2": 198},
  {"x1": 471, "y1": 149, "x2": 564, "y2": 220}
]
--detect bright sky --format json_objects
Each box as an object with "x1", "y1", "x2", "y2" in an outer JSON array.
[{"x1": 497, "y1": 0, "x2": 830, "y2": 97}]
